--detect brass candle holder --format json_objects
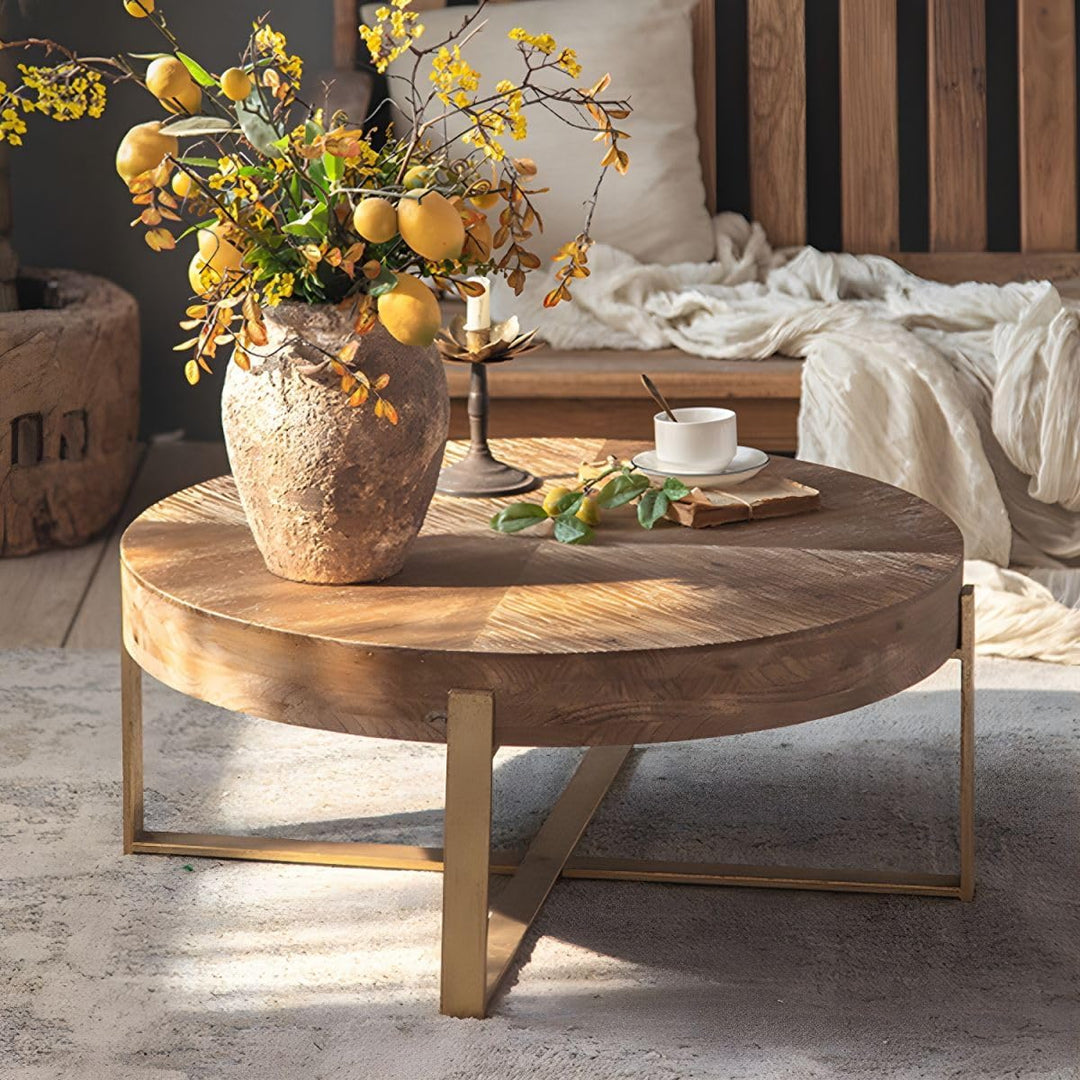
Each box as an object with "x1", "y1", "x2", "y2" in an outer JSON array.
[{"x1": 435, "y1": 314, "x2": 543, "y2": 497}]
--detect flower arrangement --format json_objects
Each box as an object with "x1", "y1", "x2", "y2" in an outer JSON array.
[{"x1": 0, "y1": 0, "x2": 631, "y2": 422}]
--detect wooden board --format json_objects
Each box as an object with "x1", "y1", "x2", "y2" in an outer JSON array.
[
  {"x1": 449, "y1": 396, "x2": 801, "y2": 454},
  {"x1": 122, "y1": 438, "x2": 963, "y2": 748},
  {"x1": 443, "y1": 345, "x2": 804, "y2": 452},
  {"x1": 1018, "y1": 0, "x2": 1077, "y2": 252},
  {"x1": 445, "y1": 349, "x2": 803, "y2": 400},
  {"x1": 839, "y1": 0, "x2": 899, "y2": 253},
  {"x1": 927, "y1": 0, "x2": 987, "y2": 252},
  {"x1": 692, "y1": 0, "x2": 718, "y2": 214},
  {"x1": 747, "y1": 0, "x2": 806, "y2": 245},
  {"x1": 893, "y1": 250, "x2": 1080, "y2": 284},
  {"x1": 334, "y1": 0, "x2": 359, "y2": 69},
  {"x1": 666, "y1": 475, "x2": 820, "y2": 527}
]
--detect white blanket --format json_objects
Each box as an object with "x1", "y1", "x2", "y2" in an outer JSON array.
[{"x1": 499, "y1": 214, "x2": 1080, "y2": 664}]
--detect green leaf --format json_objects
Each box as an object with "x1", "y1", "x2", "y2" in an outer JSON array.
[
  {"x1": 490, "y1": 503, "x2": 548, "y2": 533},
  {"x1": 236, "y1": 93, "x2": 282, "y2": 157},
  {"x1": 176, "y1": 155, "x2": 220, "y2": 167},
  {"x1": 323, "y1": 151, "x2": 344, "y2": 184},
  {"x1": 551, "y1": 491, "x2": 584, "y2": 516},
  {"x1": 177, "y1": 216, "x2": 216, "y2": 240},
  {"x1": 177, "y1": 52, "x2": 217, "y2": 88},
  {"x1": 595, "y1": 473, "x2": 649, "y2": 509},
  {"x1": 159, "y1": 116, "x2": 237, "y2": 137},
  {"x1": 553, "y1": 514, "x2": 594, "y2": 544},
  {"x1": 367, "y1": 263, "x2": 400, "y2": 298},
  {"x1": 637, "y1": 490, "x2": 670, "y2": 530},
  {"x1": 308, "y1": 156, "x2": 328, "y2": 192},
  {"x1": 128, "y1": 52, "x2": 171, "y2": 60},
  {"x1": 661, "y1": 476, "x2": 692, "y2": 501},
  {"x1": 282, "y1": 202, "x2": 329, "y2": 238}
]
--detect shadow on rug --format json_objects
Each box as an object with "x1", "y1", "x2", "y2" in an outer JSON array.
[{"x1": 0, "y1": 650, "x2": 1077, "y2": 1079}]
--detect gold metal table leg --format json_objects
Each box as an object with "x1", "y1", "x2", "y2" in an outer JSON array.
[
  {"x1": 440, "y1": 690, "x2": 495, "y2": 1019},
  {"x1": 121, "y1": 645, "x2": 144, "y2": 855},
  {"x1": 958, "y1": 582, "x2": 976, "y2": 901},
  {"x1": 439, "y1": 688, "x2": 630, "y2": 1017}
]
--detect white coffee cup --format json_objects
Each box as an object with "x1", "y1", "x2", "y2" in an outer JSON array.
[{"x1": 654, "y1": 407, "x2": 738, "y2": 471}]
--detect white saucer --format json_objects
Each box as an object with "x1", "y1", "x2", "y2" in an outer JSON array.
[{"x1": 631, "y1": 446, "x2": 770, "y2": 489}]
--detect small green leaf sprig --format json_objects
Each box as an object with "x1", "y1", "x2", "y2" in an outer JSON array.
[{"x1": 490, "y1": 464, "x2": 691, "y2": 545}]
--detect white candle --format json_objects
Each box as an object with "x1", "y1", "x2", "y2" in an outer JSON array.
[{"x1": 464, "y1": 276, "x2": 491, "y2": 332}]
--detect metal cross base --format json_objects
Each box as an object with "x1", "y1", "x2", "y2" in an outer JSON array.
[{"x1": 122, "y1": 588, "x2": 975, "y2": 1019}]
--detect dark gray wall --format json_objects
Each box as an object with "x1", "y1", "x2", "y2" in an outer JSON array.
[{"x1": 8, "y1": 1, "x2": 334, "y2": 440}]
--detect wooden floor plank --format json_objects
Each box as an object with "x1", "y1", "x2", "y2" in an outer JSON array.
[
  {"x1": 64, "y1": 440, "x2": 229, "y2": 650},
  {"x1": 0, "y1": 541, "x2": 111, "y2": 648},
  {"x1": 0, "y1": 446, "x2": 147, "y2": 648}
]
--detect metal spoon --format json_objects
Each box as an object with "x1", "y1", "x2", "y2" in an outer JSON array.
[{"x1": 640, "y1": 373, "x2": 678, "y2": 423}]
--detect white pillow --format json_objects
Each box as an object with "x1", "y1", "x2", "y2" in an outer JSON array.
[{"x1": 362, "y1": 0, "x2": 715, "y2": 267}]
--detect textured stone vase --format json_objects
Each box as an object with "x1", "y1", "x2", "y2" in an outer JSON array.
[{"x1": 221, "y1": 303, "x2": 449, "y2": 584}]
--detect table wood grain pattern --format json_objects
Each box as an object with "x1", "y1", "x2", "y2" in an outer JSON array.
[{"x1": 120, "y1": 438, "x2": 963, "y2": 747}]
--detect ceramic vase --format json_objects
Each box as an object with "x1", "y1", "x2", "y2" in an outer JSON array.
[{"x1": 221, "y1": 302, "x2": 449, "y2": 584}]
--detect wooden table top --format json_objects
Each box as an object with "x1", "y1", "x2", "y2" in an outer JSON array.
[{"x1": 121, "y1": 438, "x2": 964, "y2": 746}]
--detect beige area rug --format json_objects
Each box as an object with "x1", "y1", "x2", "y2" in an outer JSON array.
[{"x1": 1, "y1": 649, "x2": 1078, "y2": 1079}]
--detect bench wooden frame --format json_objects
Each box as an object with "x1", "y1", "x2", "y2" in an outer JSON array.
[{"x1": 336, "y1": 0, "x2": 1080, "y2": 452}]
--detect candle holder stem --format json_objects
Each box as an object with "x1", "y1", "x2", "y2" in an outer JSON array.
[
  {"x1": 437, "y1": 359, "x2": 541, "y2": 498},
  {"x1": 468, "y1": 361, "x2": 490, "y2": 450}
]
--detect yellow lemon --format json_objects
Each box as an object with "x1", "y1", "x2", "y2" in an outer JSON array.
[
  {"x1": 146, "y1": 56, "x2": 202, "y2": 115},
  {"x1": 403, "y1": 164, "x2": 436, "y2": 190},
  {"x1": 462, "y1": 215, "x2": 492, "y2": 262},
  {"x1": 116, "y1": 120, "x2": 179, "y2": 184},
  {"x1": 171, "y1": 170, "x2": 195, "y2": 198},
  {"x1": 576, "y1": 494, "x2": 601, "y2": 526},
  {"x1": 220, "y1": 67, "x2": 252, "y2": 102},
  {"x1": 188, "y1": 253, "x2": 222, "y2": 297},
  {"x1": 124, "y1": 0, "x2": 153, "y2": 16},
  {"x1": 397, "y1": 190, "x2": 465, "y2": 263},
  {"x1": 469, "y1": 190, "x2": 500, "y2": 210},
  {"x1": 196, "y1": 222, "x2": 245, "y2": 276},
  {"x1": 352, "y1": 197, "x2": 398, "y2": 243},
  {"x1": 542, "y1": 486, "x2": 572, "y2": 517},
  {"x1": 376, "y1": 272, "x2": 442, "y2": 347},
  {"x1": 164, "y1": 83, "x2": 201, "y2": 115}
]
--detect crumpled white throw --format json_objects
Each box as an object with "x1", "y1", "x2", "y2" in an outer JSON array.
[{"x1": 497, "y1": 214, "x2": 1080, "y2": 664}]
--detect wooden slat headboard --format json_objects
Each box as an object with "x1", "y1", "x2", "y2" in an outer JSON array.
[
  {"x1": 839, "y1": 0, "x2": 898, "y2": 254},
  {"x1": 1018, "y1": 0, "x2": 1077, "y2": 252},
  {"x1": 338, "y1": 0, "x2": 1080, "y2": 283},
  {"x1": 927, "y1": 0, "x2": 988, "y2": 253}
]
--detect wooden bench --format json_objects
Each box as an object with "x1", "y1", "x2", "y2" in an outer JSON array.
[{"x1": 337, "y1": 0, "x2": 1080, "y2": 452}]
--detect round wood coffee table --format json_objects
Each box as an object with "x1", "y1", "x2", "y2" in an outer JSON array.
[{"x1": 119, "y1": 437, "x2": 974, "y2": 1018}]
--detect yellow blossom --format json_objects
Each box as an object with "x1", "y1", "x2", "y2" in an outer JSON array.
[
  {"x1": 556, "y1": 48, "x2": 582, "y2": 78},
  {"x1": 263, "y1": 272, "x2": 295, "y2": 305},
  {"x1": 508, "y1": 28, "x2": 557, "y2": 55},
  {"x1": 361, "y1": 0, "x2": 424, "y2": 74},
  {"x1": 253, "y1": 23, "x2": 303, "y2": 89},
  {"x1": 9, "y1": 63, "x2": 107, "y2": 127}
]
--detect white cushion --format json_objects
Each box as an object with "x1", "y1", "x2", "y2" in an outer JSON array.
[{"x1": 363, "y1": 0, "x2": 715, "y2": 267}]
